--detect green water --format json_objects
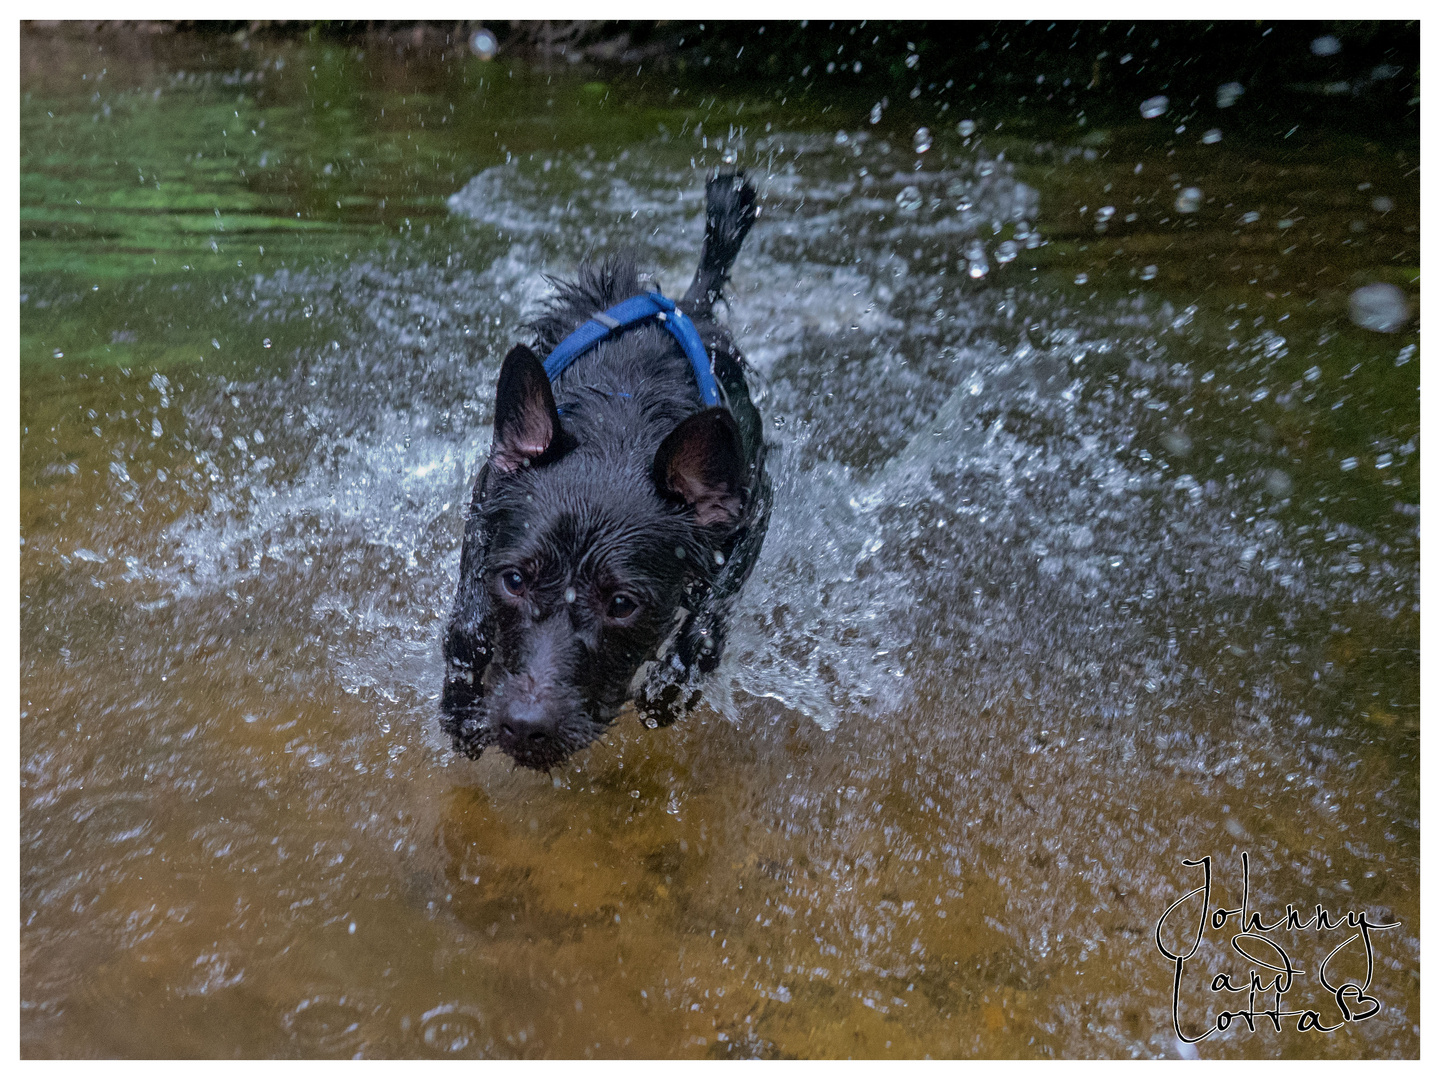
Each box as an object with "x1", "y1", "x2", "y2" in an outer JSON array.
[{"x1": 21, "y1": 27, "x2": 1418, "y2": 1059}]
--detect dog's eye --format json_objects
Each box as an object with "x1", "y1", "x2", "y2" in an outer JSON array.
[
  {"x1": 606, "y1": 593, "x2": 639, "y2": 620},
  {"x1": 499, "y1": 569, "x2": 526, "y2": 597}
]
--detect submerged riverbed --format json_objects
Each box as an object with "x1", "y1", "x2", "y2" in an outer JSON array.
[{"x1": 20, "y1": 27, "x2": 1419, "y2": 1058}]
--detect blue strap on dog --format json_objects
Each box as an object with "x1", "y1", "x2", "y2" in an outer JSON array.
[{"x1": 542, "y1": 291, "x2": 722, "y2": 408}]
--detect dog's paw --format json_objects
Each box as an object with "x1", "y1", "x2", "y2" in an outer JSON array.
[
  {"x1": 679, "y1": 621, "x2": 727, "y2": 675},
  {"x1": 634, "y1": 659, "x2": 705, "y2": 728}
]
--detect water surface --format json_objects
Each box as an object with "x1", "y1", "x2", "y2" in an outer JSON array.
[{"x1": 21, "y1": 29, "x2": 1419, "y2": 1058}]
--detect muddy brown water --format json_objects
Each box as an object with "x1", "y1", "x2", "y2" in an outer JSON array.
[{"x1": 21, "y1": 30, "x2": 1418, "y2": 1057}]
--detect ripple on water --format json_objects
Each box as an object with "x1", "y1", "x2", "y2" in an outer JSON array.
[
  {"x1": 74, "y1": 789, "x2": 156, "y2": 848},
  {"x1": 281, "y1": 994, "x2": 381, "y2": 1056},
  {"x1": 28, "y1": 787, "x2": 158, "y2": 885},
  {"x1": 418, "y1": 1003, "x2": 488, "y2": 1056}
]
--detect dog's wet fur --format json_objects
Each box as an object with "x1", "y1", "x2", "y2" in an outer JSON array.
[{"x1": 440, "y1": 173, "x2": 770, "y2": 770}]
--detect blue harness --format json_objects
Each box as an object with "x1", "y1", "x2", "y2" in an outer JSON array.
[{"x1": 541, "y1": 290, "x2": 722, "y2": 408}]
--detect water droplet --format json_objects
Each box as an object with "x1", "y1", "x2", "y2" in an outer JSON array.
[
  {"x1": 976, "y1": 160, "x2": 995, "y2": 177},
  {"x1": 1371, "y1": 195, "x2": 1394, "y2": 213},
  {"x1": 1202, "y1": 128, "x2": 1223, "y2": 144},
  {"x1": 1340, "y1": 457, "x2": 1358, "y2": 472},
  {"x1": 905, "y1": 53, "x2": 919, "y2": 69},
  {"x1": 1139, "y1": 95, "x2": 1169, "y2": 119},
  {"x1": 1239, "y1": 210, "x2": 1260, "y2": 224},
  {"x1": 1140, "y1": 264, "x2": 1159, "y2": 281},
  {"x1": 151, "y1": 418, "x2": 163, "y2": 438},
  {"x1": 1159, "y1": 431, "x2": 1192, "y2": 460},
  {"x1": 1094, "y1": 206, "x2": 1115, "y2": 223},
  {"x1": 913, "y1": 127, "x2": 932, "y2": 153},
  {"x1": 955, "y1": 193, "x2": 974, "y2": 212},
  {"x1": 563, "y1": 586, "x2": 576, "y2": 604},
  {"x1": 957, "y1": 119, "x2": 976, "y2": 137},
  {"x1": 968, "y1": 259, "x2": 989, "y2": 280},
  {"x1": 262, "y1": 338, "x2": 272, "y2": 348},
  {"x1": 721, "y1": 148, "x2": 738, "y2": 165},
  {"x1": 1304, "y1": 365, "x2": 1321, "y2": 382},
  {"x1": 895, "y1": 185, "x2": 922, "y2": 212},
  {"x1": 674, "y1": 546, "x2": 686, "y2": 560},
  {"x1": 1311, "y1": 35, "x2": 1342, "y2": 56},
  {"x1": 469, "y1": 28, "x2": 498, "y2": 60},
  {"x1": 1074, "y1": 272, "x2": 1089, "y2": 285},
  {"x1": 869, "y1": 102, "x2": 884, "y2": 125},
  {"x1": 1348, "y1": 283, "x2": 1409, "y2": 333},
  {"x1": 1174, "y1": 187, "x2": 1203, "y2": 213},
  {"x1": 834, "y1": 130, "x2": 850, "y2": 145},
  {"x1": 1217, "y1": 82, "x2": 1245, "y2": 108},
  {"x1": 994, "y1": 240, "x2": 1018, "y2": 264}
]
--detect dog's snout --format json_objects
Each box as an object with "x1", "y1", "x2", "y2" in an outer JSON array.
[
  {"x1": 500, "y1": 696, "x2": 552, "y2": 742},
  {"x1": 497, "y1": 684, "x2": 561, "y2": 749}
]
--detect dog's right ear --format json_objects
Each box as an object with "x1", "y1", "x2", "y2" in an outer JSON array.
[
  {"x1": 491, "y1": 344, "x2": 563, "y2": 472},
  {"x1": 653, "y1": 407, "x2": 746, "y2": 528}
]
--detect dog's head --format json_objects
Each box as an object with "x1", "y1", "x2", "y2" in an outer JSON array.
[{"x1": 441, "y1": 344, "x2": 747, "y2": 770}]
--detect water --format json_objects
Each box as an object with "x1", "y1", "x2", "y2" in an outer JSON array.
[
  {"x1": 21, "y1": 29, "x2": 1419, "y2": 1058},
  {"x1": 1139, "y1": 96, "x2": 1169, "y2": 120}
]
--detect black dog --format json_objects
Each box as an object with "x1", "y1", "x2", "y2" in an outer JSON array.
[{"x1": 440, "y1": 172, "x2": 770, "y2": 770}]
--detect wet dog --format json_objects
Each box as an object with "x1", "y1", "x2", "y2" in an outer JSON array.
[{"x1": 440, "y1": 172, "x2": 771, "y2": 770}]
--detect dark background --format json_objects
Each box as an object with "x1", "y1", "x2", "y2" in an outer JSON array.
[{"x1": 29, "y1": 19, "x2": 1420, "y2": 144}]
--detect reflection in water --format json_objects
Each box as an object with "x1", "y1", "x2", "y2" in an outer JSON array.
[{"x1": 21, "y1": 29, "x2": 1417, "y2": 1058}]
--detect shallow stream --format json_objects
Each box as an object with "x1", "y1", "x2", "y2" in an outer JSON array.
[{"x1": 21, "y1": 29, "x2": 1419, "y2": 1057}]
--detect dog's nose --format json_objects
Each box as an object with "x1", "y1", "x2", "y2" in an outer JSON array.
[
  {"x1": 500, "y1": 700, "x2": 552, "y2": 743},
  {"x1": 500, "y1": 719, "x2": 550, "y2": 743}
]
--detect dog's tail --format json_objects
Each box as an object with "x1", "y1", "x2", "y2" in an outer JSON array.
[{"x1": 681, "y1": 171, "x2": 758, "y2": 314}]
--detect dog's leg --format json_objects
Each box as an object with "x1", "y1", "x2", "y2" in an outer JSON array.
[
  {"x1": 680, "y1": 467, "x2": 772, "y2": 672},
  {"x1": 634, "y1": 469, "x2": 773, "y2": 727}
]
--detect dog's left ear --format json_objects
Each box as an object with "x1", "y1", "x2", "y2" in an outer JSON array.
[
  {"x1": 491, "y1": 344, "x2": 564, "y2": 472},
  {"x1": 653, "y1": 407, "x2": 746, "y2": 527}
]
